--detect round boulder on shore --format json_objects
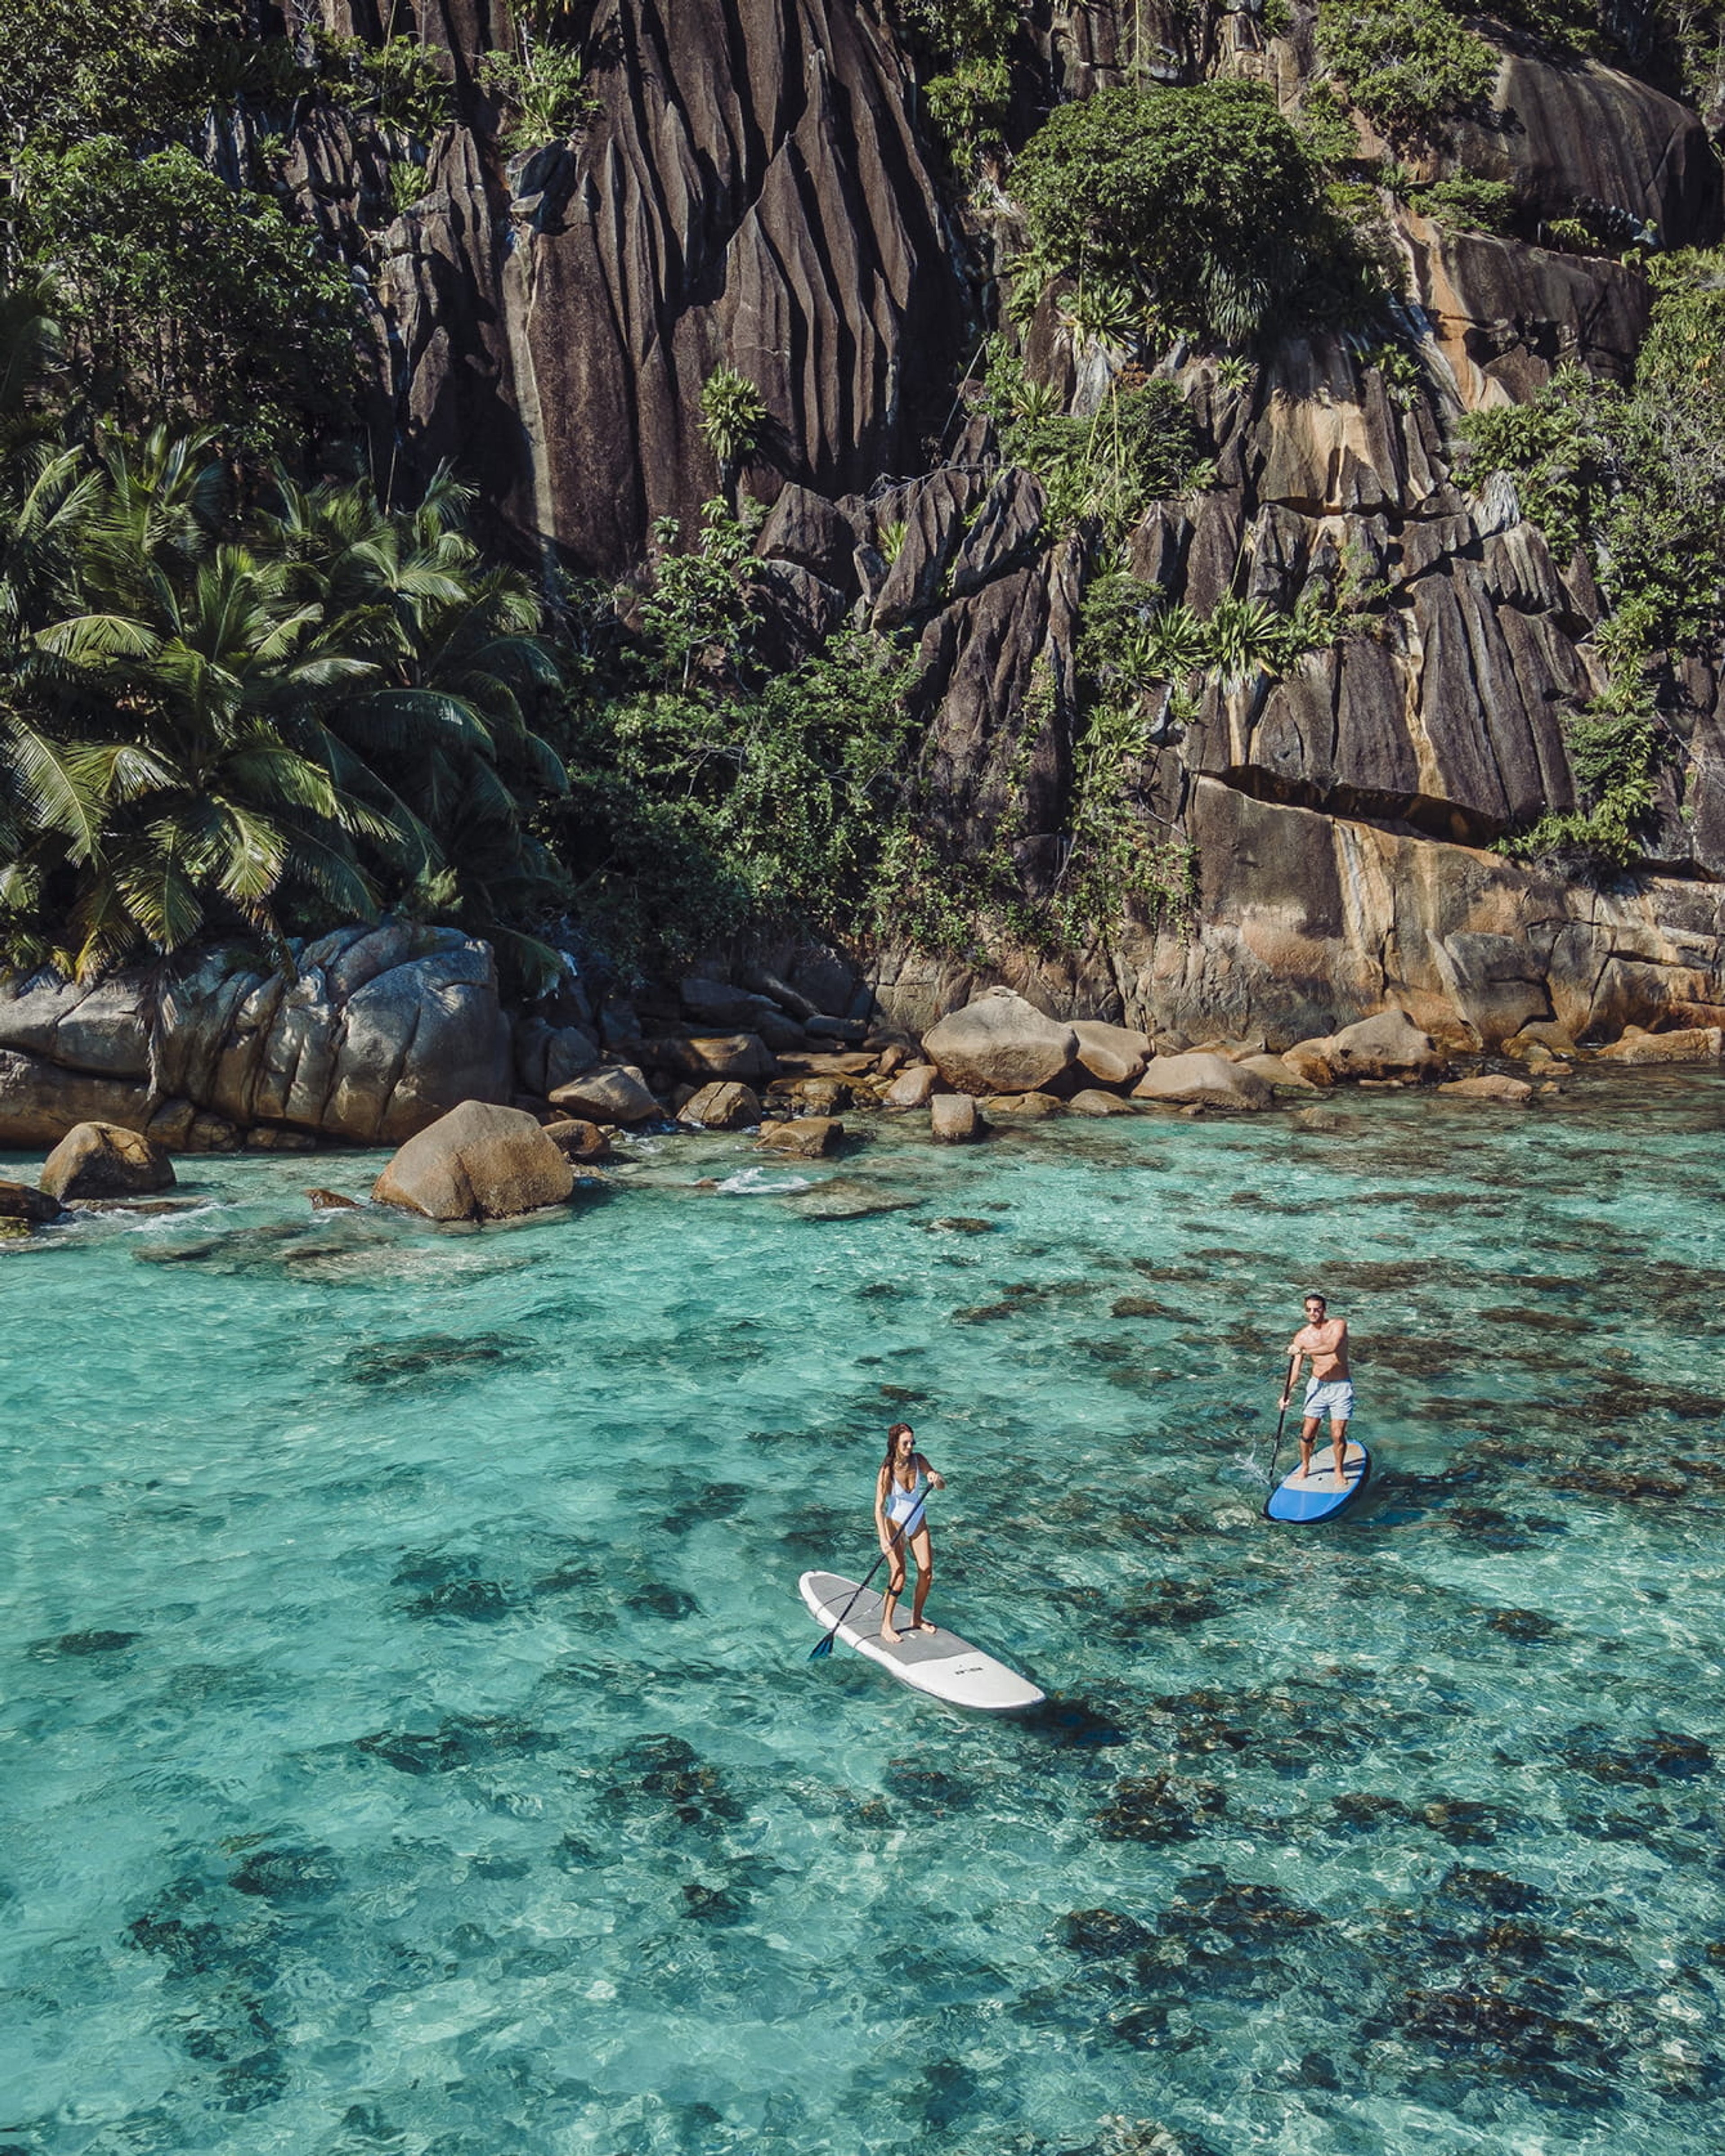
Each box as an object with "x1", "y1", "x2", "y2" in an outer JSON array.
[
  {"x1": 40, "y1": 1120, "x2": 175, "y2": 1201},
  {"x1": 922, "y1": 988, "x2": 1077, "y2": 1097},
  {"x1": 549, "y1": 1065, "x2": 659, "y2": 1124},
  {"x1": 1132, "y1": 1053, "x2": 1272, "y2": 1112},
  {"x1": 679, "y1": 1081, "x2": 761, "y2": 1131},
  {"x1": 1068, "y1": 1088, "x2": 1140, "y2": 1117},
  {"x1": 372, "y1": 1101, "x2": 575, "y2": 1222},
  {"x1": 1438, "y1": 1073, "x2": 1534, "y2": 1105},
  {"x1": 1070, "y1": 1019, "x2": 1151, "y2": 1089}
]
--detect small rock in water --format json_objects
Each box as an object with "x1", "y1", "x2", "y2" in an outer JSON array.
[
  {"x1": 926, "y1": 1216, "x2": 995, "y2": 1234},
  {"x1": 1438, "y1": 1073, "x2": 1534, "y2": 1105},
  {"x1": 0, "y1": 1179, "x2": 65, "y2": 1224},
  {"x1": 758, "y1": 1116, "x2": 843, "y2": 1159},
  {"x1": 930, "y1": 1095, "x2": 982, "y2": 1144}
]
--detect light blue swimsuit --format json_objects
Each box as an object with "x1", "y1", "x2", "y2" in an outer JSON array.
[{"x1": 884, "y1": 1463, "x2": 927, "y2": 1536}]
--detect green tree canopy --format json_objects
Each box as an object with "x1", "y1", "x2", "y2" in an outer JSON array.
[{"x1": 1013, "y1": 81, "x2": 1336, "y2": 340}]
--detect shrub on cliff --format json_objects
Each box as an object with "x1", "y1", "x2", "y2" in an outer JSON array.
[
  {"x1": 1317, "y1": 0, "x2": 1500, "y2": 143},
  {"x1": 1013, "y1": 81, "x2": 1372, "y2": 340}
]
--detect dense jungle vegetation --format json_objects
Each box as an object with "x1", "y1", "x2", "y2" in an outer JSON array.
[{"x1": 6, "y1": 0, "x2": 1725, "y2": 986}]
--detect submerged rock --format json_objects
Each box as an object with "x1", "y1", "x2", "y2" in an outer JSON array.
[
  {"x1": 40, "y1": 1120, "x2": 174, "y2": 1201},
  {"x1": 371, "y1": 1100, "x2": 575, "y2": 1222}
]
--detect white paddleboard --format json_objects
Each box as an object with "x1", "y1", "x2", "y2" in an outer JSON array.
[{"x1": 800, "y1": 1570, "x2": 1044, "y2": 1713}]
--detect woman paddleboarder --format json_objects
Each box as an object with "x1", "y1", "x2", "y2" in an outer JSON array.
[{"x1": 875, "y1": 1423, "x2": 946, "y2": 1645}]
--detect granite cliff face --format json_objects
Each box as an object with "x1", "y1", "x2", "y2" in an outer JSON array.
[{"x1": 263, "y1": 1, "x2": 1725, "y2": 1047}]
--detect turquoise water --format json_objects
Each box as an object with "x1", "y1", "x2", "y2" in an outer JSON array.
[{"x1": 3, "y1": 1073, "x2": 1724, "y2": 2155}]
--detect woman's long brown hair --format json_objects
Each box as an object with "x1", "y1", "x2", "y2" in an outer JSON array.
[{"x1": 881, "y1": 1422, "x2": 914, "y2": 1485}]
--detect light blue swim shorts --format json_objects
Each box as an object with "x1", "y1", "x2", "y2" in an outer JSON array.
[{"x1": 1304, "y1": 1378, "x2": 1355, "y2": 1422}]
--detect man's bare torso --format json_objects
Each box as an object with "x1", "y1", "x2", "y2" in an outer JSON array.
[{"x1": 1292, "y1": 1317, "x2": 1349, "y2": 1380}]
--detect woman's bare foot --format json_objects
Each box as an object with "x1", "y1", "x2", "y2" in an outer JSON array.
[
  {"x1": 881, "y1": 1624, "x2": 903, "y2": 1646},
  {"x1": 913, "y1": 1619, "x2": 938, "y2": 1635}
]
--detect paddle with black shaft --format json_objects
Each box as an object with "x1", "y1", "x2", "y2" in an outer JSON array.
[
  {"x1": 808, "y1": 1495, "x2": 926, "y2": 1661},
  {"x1": 1265, "y1": 1349, "x2": 1301, "y2": 1490}
]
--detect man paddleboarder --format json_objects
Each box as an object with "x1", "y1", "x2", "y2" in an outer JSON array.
[{"x1": 1281, "y1": 1291, "x2": 1352, "y2": 1483}]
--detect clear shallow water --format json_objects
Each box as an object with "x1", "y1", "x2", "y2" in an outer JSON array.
[{"x1": 3, "y1": 1073, "x2": 1724, "y2": 2156}]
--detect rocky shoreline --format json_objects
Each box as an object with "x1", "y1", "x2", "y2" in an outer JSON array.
[{"x1": 4, "y1": 954, "x2": 1719, "y2": 1231}]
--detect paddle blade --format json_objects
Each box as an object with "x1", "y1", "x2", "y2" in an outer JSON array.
[{"x1": 808, "y1": 1633, "x2": 835, "y2": 1660}]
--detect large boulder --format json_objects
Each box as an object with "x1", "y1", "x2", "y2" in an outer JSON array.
[
  {"x1": 40, "y1": 1121, "x2": 175, "y2": 1200},
  {"x1": 1132, "y1": 1053, "x2": 1273, "y2": 1112},
  {"x1": 371, "y1": 1101, "x2": 575, "y2": 1222},
  {"x1": 922, "y1": 988, "x2": 1078, "y2": 1096},
  {"x1": 1070, "y1": 1019, "x2": 1151, "y2": 1089},
  {"x1": 549, "y1": 1065, "x2": 660, "y2": 1124},
  {"x1": 1593, "y1": 1025, "x2": 1723, "y2": 1064},
  {"x1": 679, "y1": 1081, "x2": 761, "y2": 1130},
  {"x1": 1327, "y1": 1009, "x2": 1448, "y2": 1082}
]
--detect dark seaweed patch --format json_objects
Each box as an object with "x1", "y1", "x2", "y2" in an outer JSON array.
[
  {"x1": 31, "y1": 1627, "x2": 142, "y2": 1657},
  {"x1": 603, "y1": 1733, "x2": 742, "y2": 1826},
  {"x1": 355, "y1": 1714, "x2": 556, "y2": 1775},
  {"x1": 343, "y1": 1332, "x2": 534, "y2": 1387},
  {"x1": 228, "y1": 1845, "x2": 342, "y2": 1904},
  {"x1": 1097, "y1": 1773, "x2": 1226, "y2": 1842}
]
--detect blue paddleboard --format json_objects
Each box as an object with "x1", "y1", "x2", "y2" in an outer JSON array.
[{"x1": 1265, "y1": 1439, "x2": 1371, "y2": 1524}]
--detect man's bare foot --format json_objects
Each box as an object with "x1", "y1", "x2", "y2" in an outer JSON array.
[{"x1": 881, "y1": 1625, "x2": 903, "y2": 1646}]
